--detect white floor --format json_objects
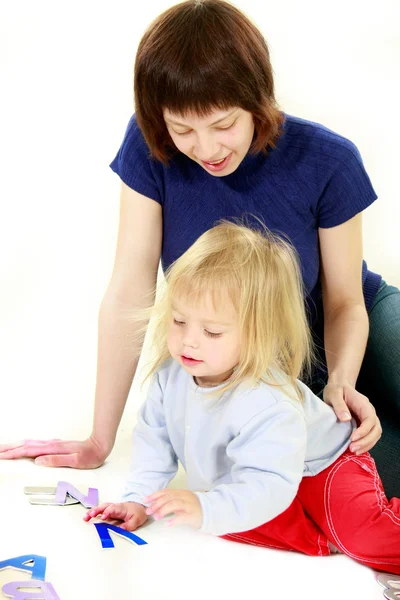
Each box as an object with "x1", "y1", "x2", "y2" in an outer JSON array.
[{"x1": 0, "y1": 436, "x2": 388, "y2": 600}]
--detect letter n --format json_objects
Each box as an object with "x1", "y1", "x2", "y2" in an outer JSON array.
[{"x1": 54, "y1": 481, "x2": 99, "y2": 508}]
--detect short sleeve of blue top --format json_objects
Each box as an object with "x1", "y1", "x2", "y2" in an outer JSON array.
[{"x1": 110, "y1": 113, "x2": 381, "y2": 323}]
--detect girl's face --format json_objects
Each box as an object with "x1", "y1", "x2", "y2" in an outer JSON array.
[
  {"x1": 163, "y1": 107, "x2": 255, "y2": 177},
  {"x1": 167, "y1": 292, "x2": 241, "y2": 387}
]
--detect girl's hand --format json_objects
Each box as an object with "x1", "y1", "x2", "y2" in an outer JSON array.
[
  {"x1": 323, "y1": 381, "x2": 382, "y2": 454},
  {"x1": 144, "y1": 489, "x2": 203, "y2": 529},
  {"x1": 84, "y1": 501, "x2": 147, "y2": 531},
  {"x1": 0, "y1": 436, "x2": 109, "y2": 469}
]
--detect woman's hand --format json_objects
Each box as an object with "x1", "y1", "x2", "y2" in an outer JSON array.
[
  {"x1": 323, "y1": 381, "x2": 382, "y2": 454},
  {"x1": 144, "y1": 489, "x2": 203, "y2": 529},
  {"x1": 0, "y1": 436, "x2": 109, "y2": 468},
  {"x1": 84, "y1": 502, "x2": 147, "y2": 531}
]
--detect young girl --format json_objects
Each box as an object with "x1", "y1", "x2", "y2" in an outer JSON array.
[{"x1": 85, "y1": 222, "x2": 400, "y2": 575}]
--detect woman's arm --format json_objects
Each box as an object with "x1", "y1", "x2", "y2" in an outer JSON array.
[
  {"x1": 319, "y1": 213, "x2": 368, "y2": 388},
  {"x1": 319, "y1": 213, "x2": 382, "y2": 453},
  {"x1": 91, "y1": 183, "x2": 162, "y2": 458},
  {"x1": 0, "y1": 183, "x2": 162, "y2": 467}
]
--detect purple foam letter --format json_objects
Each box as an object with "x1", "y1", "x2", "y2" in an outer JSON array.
[
  {"x1": 54, "y1": 481, "x2": 98, "y2": 508},
  {"x1": 2, "y1": 580, "x2": 60, "y2": 600}
]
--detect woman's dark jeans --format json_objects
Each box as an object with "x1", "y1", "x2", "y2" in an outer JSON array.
[{"x1": 309, "y1": 280, "x2": 400, "y2": 499}]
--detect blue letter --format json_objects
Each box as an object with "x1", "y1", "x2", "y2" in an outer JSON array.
[
  {"x1": 94, "y1": 523, "x2": 147, "y2": 549},
  {"x1": 0, "y1": 555, "x2": 46, "y2": 580}
]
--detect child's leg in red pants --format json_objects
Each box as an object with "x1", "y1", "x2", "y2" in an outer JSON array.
[
  {"x1": 221, "y1": 494, "x2": 330, "y2": 556},
  {"x1": 298, "y1": 450, "x2": 400, "y2": 574},
  {"x1": 221, "y1": 450, "x2": 400, "y2": 575}
]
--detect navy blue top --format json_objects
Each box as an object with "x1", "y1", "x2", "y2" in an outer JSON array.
[{"x1": 110, "y1": 113, "x2": 381, "y2": 324}]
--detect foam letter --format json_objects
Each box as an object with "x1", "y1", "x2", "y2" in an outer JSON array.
[
  {"x1": 2, "y1": 579, "x2": 60, "y2": 600},
  {"x1": 54, "y1": 481, "x2": 98, "y2": 508},
  {"x1": 376, "y1": 573, "x2": 400, "y2": 600},
  {"x1": 94, "y1": 523, "x2": 148, "y2": 549},
  {"x1": 0, "y1": 555, "x2": 46, "y2": 580}
]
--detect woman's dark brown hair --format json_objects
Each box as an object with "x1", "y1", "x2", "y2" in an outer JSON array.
[{"x1": 134, "y1": 0, "x2": 283, "y2": 163}]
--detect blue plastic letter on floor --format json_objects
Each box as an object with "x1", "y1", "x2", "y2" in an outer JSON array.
[
  {"x1": 94, "y1": 523, "x2": 148, "y2": 549},
  {"x1": 0, "y1": 555, "x2": 46, "y2": 580}
]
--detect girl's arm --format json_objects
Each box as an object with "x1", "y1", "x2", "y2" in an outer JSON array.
[
  {"x1": 319, "y1": 213, "x2": 382, "y2": 453},
  {"x1": 194, "y1": 403, "x2": 307, "y2": 536},
  {"x1": 0, "y1": 183, "x2": 162, "y2": 467},
  {"x1": 122, "y1": 370, "x2": 179, "y2": 504}
]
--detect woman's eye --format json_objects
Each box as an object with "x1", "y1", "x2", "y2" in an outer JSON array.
[
  {"x1": 173, "y1": 318, "x2": 185, "y2": 326},
  {"x1": 216, "y1": 122, "x2": 235, "y2": 131},
  {"x1": 204, "y1": 330, "x2": 222, "y2": 338},
  {"x1": 175, "y1": 130, "x2": 192, "y2": 136}
]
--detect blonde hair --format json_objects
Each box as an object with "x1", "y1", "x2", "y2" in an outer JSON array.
[{"x1": 137, "y1": 220, "x2": 314, "y2": 400}]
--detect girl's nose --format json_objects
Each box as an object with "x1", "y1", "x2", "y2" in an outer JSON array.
[{"x1": 182, "y1": 329, "x2": 199, "y2": 349}]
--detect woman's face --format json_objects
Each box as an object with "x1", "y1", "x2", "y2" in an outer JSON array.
[{"x1": 163, "y1": 107, "x2": 255, "y2": 177}]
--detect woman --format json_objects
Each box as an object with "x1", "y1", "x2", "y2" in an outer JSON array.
[{"x1": 1, "y1": 0, "x2": 398, "y2": 498}]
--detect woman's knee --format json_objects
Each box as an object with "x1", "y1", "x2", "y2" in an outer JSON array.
[{"x1": 359, "y1": 283, "x2": 400, "y2": 412}]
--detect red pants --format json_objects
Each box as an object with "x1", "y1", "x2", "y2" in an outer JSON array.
[{"x1": 221, "y1": 450, "x2": 400, "y2": 574}]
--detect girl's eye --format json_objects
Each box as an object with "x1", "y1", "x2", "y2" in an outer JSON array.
[
  {"x1": 173, "y1": 318, "x2": 185, "y2": 326},
  {"x1": 204, "y1": 330, "x2": 222, "y2": 338},
  {"x1": 175, "y1": 130, "x2": 192, "y2": 136}
]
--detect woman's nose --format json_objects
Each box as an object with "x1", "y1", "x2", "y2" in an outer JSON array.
[{"x1": 195, "y1": 134, "x2": 220, "y2": 162}]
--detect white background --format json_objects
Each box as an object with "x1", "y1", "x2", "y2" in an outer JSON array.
[{"x1": 0, "y1": 2, "x2": 399, "y2": 598}]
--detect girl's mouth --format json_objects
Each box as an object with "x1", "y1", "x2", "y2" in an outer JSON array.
[{"x1": 181, "y1": 355, "x2": 203, "y2": 366}]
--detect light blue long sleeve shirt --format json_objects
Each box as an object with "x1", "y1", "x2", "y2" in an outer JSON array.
[{"x1": 123, "y1": 359, "x2": 354, "y2": 536}]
